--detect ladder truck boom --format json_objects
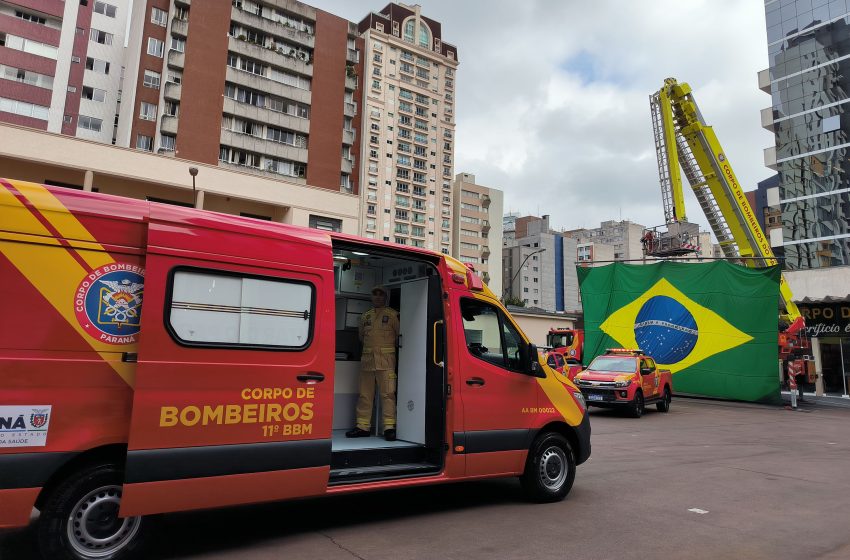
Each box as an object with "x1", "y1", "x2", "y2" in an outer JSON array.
[{"x1": 649, "y1": 77, "x2": 802, "y2": 325}]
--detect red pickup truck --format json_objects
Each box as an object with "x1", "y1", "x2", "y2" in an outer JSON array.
[{"x1": 573, "y1": 349, "x2": 672, "y2": 418}]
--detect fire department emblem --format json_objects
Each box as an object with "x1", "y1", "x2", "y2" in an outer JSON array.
[
  {"x1": 75, "y1": 263, "x2": 145, "y2": 344},
  {"x1": 30, "y1": 410, "x2": 49, "y2": 429}
]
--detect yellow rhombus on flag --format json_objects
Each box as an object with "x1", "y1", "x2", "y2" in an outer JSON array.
[{"x1": 600, "y1": 278, "x2": 752, "y2": 374}]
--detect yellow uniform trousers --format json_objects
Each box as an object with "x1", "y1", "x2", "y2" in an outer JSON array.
[{"x1": 355, "y1": 369, "x2": 397, "y2": 431}]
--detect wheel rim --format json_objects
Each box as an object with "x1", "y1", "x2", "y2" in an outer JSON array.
[
  {"x1": 636, "y1": 394, "x2": 644, "y2": 412},
  {"x1": 67, "y1": 485, "x2": 141, "y2": 559},
  {"x1": 538, "y1": 445, "x2": 568, "y2": 490}
]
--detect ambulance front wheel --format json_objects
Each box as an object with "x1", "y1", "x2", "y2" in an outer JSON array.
[
  {"x1": 37, "y1": 463, "x2": 153, "y2": 560},
  {"x1": 520, "y1": 432, "x2": 576, "y2": 503}
]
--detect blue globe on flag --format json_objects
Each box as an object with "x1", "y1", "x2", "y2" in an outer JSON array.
[{"x1": 634, "y1": 295, "x2": 698, "y2": 364}]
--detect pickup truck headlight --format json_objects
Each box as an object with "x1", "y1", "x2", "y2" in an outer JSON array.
[
  {"x1": 614, "y1": 379, "x2": 632, "y2": 388},
  {"x1": 572, "y1": 391, "x2": 586, "y2": 408}
]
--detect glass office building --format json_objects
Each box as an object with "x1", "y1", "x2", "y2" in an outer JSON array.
[{"x1": 764, "y1": 0, "x2": 850, "y2": 269}]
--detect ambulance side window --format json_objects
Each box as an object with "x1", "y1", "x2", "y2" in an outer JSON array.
[
  {"x1": 166, "y1": 268, "x2": 315, "y2": 350},
  {"x1": 460, "y1": 298, "x2": 527, "y2": 373}
]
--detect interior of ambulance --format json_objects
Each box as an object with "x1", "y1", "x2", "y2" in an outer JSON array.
[{"x1": 329, "y1": 242, "x2": 445, "y2": 484}]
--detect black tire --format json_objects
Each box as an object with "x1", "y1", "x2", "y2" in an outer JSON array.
[
  {"x1": 37, "y1": 463, "x2": 153, "y2": 560},
  {"x1": 656, "y1": 387, "x2": 671, "y2": 413},
  {"x1": 520, "y1": 432, "x2": 576, "y2": 503},
  {"x1": 630, "y1": 390, "x2": 644, "y2": 418}
]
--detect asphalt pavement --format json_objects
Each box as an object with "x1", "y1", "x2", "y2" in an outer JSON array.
[{"x1": 3, "y1": 397, "x2": 850, "y2": 560}]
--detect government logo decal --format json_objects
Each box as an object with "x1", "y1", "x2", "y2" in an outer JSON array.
[{"x1": 75, "y1": 263, "x2": 145, "y2": 344}]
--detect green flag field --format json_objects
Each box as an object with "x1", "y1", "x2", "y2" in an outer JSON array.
[{"x1": 577, "y1": 261, "x2": 780, "y2": 403}]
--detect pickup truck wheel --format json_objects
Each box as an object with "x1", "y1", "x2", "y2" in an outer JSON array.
[
  {"x1": 630, "y1": 390, "x2": 644, "y2": 418},
  {"x1": 520, "y1": 432, "x2": 576, "y2": 503},
  {"x1": 37, "y1": 463, "x2": 152, "y2": 560},
  {"x1": 656, "y1": 387, "x2": 671, "y2": 413}
]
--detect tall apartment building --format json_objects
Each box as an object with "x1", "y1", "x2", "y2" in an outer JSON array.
[
  {"x1": 503, "y1": 215, "x2": 579, "y2": 313},
  {"x1": 355, "y1": 3, "x2": 458, "y2": 251},
  {"x1": 451, "y1": 172, "x2": 503, "y2": 294},
  {"x1": 760, "y1": 0, "x2": 850, "y2": 396},
  {"x1": 120, "y1": 0, "x2": 363, "y2": 193},
  {"x1": 0, "y1": 0, "x2": 130, "y2": 140},
  {"x1": 761, "y1": 0, "x2": 850, "y2": 270}
]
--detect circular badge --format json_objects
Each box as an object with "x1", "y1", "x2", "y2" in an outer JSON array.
[
  {"x1": 633, "y1": 295, "x2": 698, "y2": 364},
  {"x1": 74, "y1": 263, "x2": 145, "y2": 344}
]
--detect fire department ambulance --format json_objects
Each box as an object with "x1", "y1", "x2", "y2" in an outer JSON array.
[{"x1": 0, "y1": 179, "x2": 590, "y2": 559}]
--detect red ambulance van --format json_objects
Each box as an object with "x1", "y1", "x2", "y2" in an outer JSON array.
[{"x1": 0, "y1": 178, "x2": 590, "y2": 559}]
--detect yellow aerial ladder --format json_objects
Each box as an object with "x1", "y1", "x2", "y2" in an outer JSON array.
[{"x1": 647, "y1": 77, "x2": 802, "y2": 326}]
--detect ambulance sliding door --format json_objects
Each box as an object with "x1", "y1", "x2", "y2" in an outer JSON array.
[
  {"x1": 121, "y1": 207, "x2": 335, "y2": 516},
  {"x1": 396, "y1": 278, "x2": 428, "y2": 444}
]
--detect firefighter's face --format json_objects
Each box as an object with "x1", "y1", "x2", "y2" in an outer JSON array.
[{"x1": 371, "y1": 290, "x2": 386, "y2": 307}]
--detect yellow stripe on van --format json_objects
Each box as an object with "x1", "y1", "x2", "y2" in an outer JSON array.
[
  {"x1": 536, "y1": 372, "x2": 584, "y2": 426},
  {"x1": 0, "y1": 181, "x2": 136, "y2": 386}
]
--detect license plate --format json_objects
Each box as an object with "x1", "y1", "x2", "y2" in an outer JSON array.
[{"x1": 587, "y1": 394, "x2": 603, "y2": 401}]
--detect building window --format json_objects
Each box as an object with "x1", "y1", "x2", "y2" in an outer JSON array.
[
  {"x1": 90, "y1": 29, "x2": 113, "y2": 45},
  {"x1": 76, "y1": 115, "x2": 102, "y2": 132},
  {"x1": 147, "y1": 37, "x2": 164, "y2": 57},
  {"x1": 403, "y1": 19, "x2": 414, "y2": 43},
  {"x1": 266, "y1": 157, "x2": 306, "y2": 178},
  {"x1": 15, "y1": 10, "x2": 47, "y2": 24},
  {"x1": 170, "y1": 36, "x2": 186, "y2": 53},
  {"x1": 94, "y1": 1, "x2": 118, "y2": 18},
  {"x1": 143, "y1": 70, "x2": 161, "y2": 89},
  {"x1": 0, "y1": 64, "x2": 54, "y2": 89},
  {"x1": 309, "y1": 215, "x2": 342, "y2": 232},
  {"x1": 139, "y1": 101, "x2": 157, "y2": 120},
  {"x1": 85, "y1": 57, "x2": 110, "y2": 74},
  {"x1": 151, "y1": 7, "x2": 167, "y2": 26},
  {"x1": 136, "y1": 134, "x2": 153, "y2": 151},
  {"x1": 81, "y1": 86, "x2": 107, "y2": 102},
  {"x1": 159, "y1": 134, "x2": 176, "y2": 152},
  {"x1": 168, "y1": 270, "x2": 314, "y2": 349},
  {"x1": 164, "y1": 101, "x2": 179, "y2": 116}
]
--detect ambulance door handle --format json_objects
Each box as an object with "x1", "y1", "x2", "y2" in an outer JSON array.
[
  {"x1": 297, "y1": 372, "x2": 325, "y2": 383},
  {"x1": 466, "y1": 377, "x2": 485, "y2": 387}
]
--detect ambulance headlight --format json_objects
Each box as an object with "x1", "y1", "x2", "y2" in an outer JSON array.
[{"x1": 572, "y1": 391, "x2": 586, "y2": 408}]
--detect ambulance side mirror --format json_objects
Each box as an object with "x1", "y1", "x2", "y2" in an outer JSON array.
[{"x1": 527, "y1": 344, "x2": 545, "y2": 378}]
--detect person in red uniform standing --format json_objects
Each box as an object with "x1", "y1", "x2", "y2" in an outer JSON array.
[{"x1": 346, "y1": 285, "x2": 400, "y2": 441}]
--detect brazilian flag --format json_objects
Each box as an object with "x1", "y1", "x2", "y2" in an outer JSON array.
[{"x1": 577, "y1": 262, "x2": 780, "y2": 403}]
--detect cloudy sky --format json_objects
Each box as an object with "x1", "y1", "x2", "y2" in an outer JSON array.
[{"x1": 310, "y1": 0, "x2": 774, "y2": 234}]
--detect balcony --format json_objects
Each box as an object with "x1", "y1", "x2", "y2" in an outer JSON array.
[
  {"x1": 224, "y1": 67, "x2": 311, "y2": 106},
  {"x1": 760, "y1": 107, "x2": 774, "y2": 132},
  {"x1": 228, "y1": 36, "x2": 313, "y2": 77},
  {"x1": 344, "y1": 102, "x2": 356, "y2": 117},
  {"x1": 164, "y1": 82, "x2": 182, "y2": 101},
  {"x1": 167, "y1": 49, "x2": 184, "y2": 69},
  {"x1": 482, "y1": 194, "x2": 491, "y2": 208},
  {"x1": 482, "y1": 245, "x2": 491, "y2": 258},
  {"x1": 345, "y1": 74, "x2": 357, "y2": 90},
  {"x1": 347, "y1": 48, "x2": 359, "y2": 64},
  {"x1": 171, "y1": 18, "x2": 188, "y2": 37},
  {"x1": 221, "y1": 97, "x2": 309, "y2": 135},
  {"x1": 481, "y1": 219, "x2": 490, "y2": 232},
  {"x1": 758, "y1": 68, "x2": 771, "y2": 94},
  {"x1": 342, "y1": 157, "x2": 353, "y2": 174},
  {"x1": 343, "y1": 128, "x2": 355, "y2": 145},
  {"x1": 230, "y1": 6, "x2": 315, "y2": 49},
  {"x1": 161, "y1": 115, "x2": 178, "y2": 135},
  {"x1": 763, "y1": 146, "x2": 778, "y2": 171},
  {"x1": 220, "y1": 129, "x2": 308, "y2": 162}
]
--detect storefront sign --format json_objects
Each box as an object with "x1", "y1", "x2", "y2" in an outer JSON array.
[{"x1": 798, "y1": 303, "x2": 850, "y2": 337}]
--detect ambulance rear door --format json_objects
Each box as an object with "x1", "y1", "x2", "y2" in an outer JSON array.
[{"x1": 121, "y1": 207, "x2": 335, "y2": 516}]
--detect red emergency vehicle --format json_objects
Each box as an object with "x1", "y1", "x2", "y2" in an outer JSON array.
[
  {"x1": 0, "y1": 179, "x2": 590, "y2": 560},
  {"x1": 573, "y1": 349, "x2": 672, "y2": 418}
]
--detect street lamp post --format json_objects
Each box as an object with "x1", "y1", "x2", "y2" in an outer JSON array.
[
  {"x1": 503, "y1": 247, "x2": 546, "y2": 303},
  {"x1": 189, "y1": 167, "x2": 198, "y2": 208}
]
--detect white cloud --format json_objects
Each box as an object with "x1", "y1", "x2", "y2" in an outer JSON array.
[{"x1": 310, "y1": 0, "x2": 774, "y2": 234}]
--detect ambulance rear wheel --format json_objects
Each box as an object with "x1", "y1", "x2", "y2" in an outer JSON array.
[
  {"x1": 38, "y1": 463, "x2": 152, "y2": 560},
  {"x1": 520, "y1": 432, "x2": 575, "y2": 503}
]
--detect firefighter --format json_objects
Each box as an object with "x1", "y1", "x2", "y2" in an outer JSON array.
[{"x1": 346, "y1": 285, "x2": 400, "y2": 441}]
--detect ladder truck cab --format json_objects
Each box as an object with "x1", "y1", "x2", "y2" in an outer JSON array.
[{"x1": 647, "y1": 77, "x2": 809, "y2": 378}]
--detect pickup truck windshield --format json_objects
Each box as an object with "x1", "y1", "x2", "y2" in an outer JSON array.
[{"x1": 587, "y1": 356, "x2": 636, "y2": 373}]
